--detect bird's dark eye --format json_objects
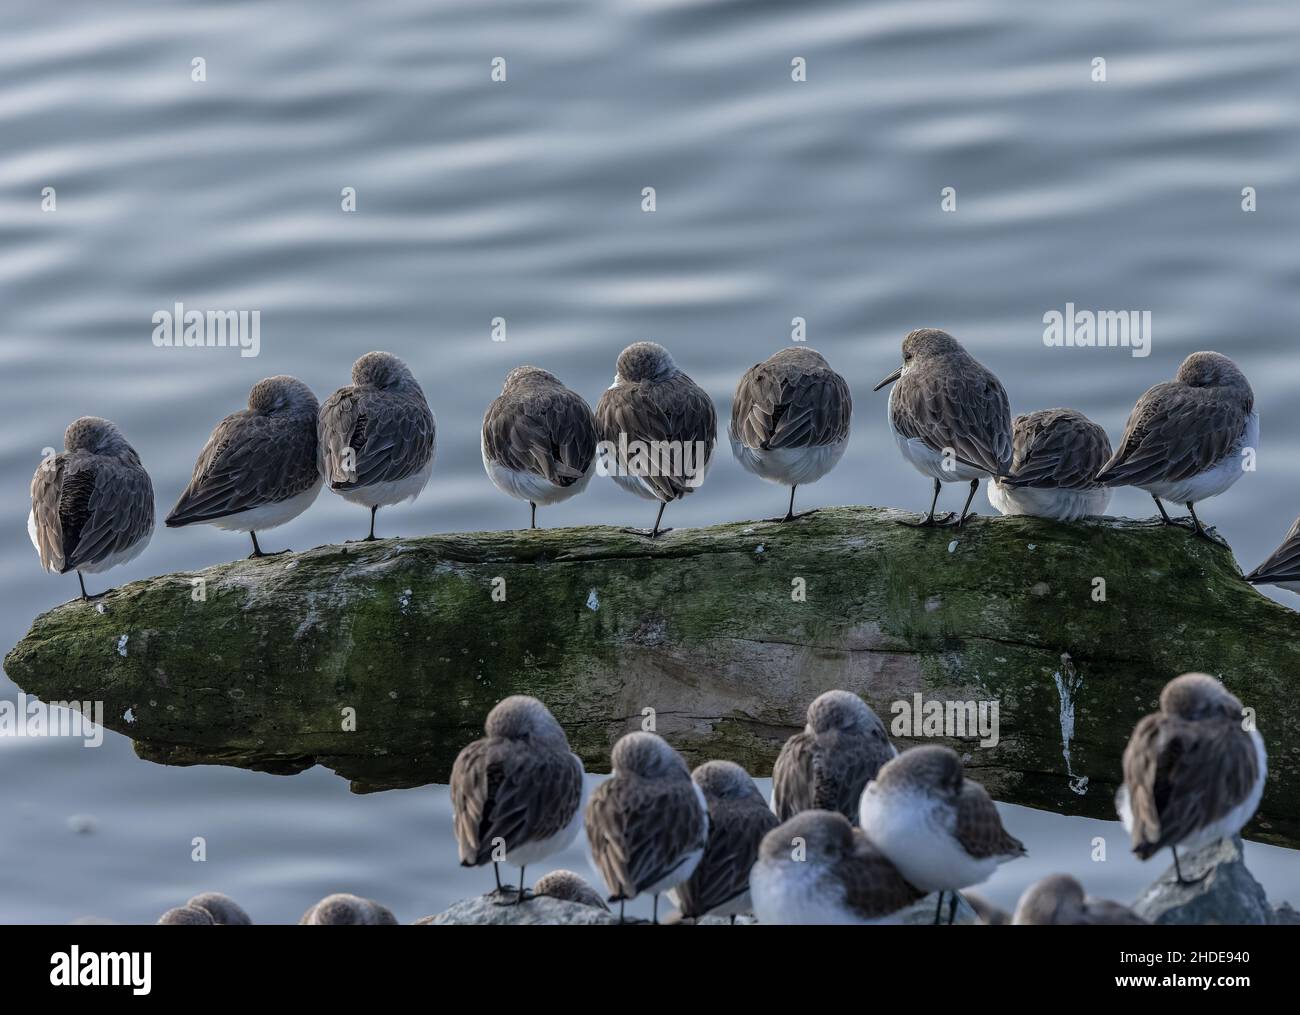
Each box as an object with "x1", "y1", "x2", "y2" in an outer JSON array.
[{"x1": 903, "y1": 352, "x2": 913, "y2": 362}]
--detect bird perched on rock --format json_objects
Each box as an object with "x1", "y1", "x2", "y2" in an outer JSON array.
[{"x1": 1012, "y1": 874, "x2": 1147, "y2": 925}]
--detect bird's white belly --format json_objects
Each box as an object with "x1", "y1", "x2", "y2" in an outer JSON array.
[
  {"x1": 1140, "y1": 411, "x2": 1258, "y2": 505},
  {"x1": 987, "y1": 482, "x2": 1111, "y2": 521},
  {"x1": 728, "y1": 435, "x2": 848, "y2": 488},
  {"x1": 336, "y1": 456, "x2": 433, "y2": 508},
  {"x1": 481, "y1": 444, "x2": 593, "y2": 507},
  {"x1": 206, "y1": 481, "x2": 322, "y2": 532},
  {"x1": 750, "y1": 859, "x2": 877, "y2": 925},
  {"x1": 887, "y1": 395, "x2": 984, "y2": 483},
  {"x1": 859, "y1": 786, "x2": 995, "y2": 891}
]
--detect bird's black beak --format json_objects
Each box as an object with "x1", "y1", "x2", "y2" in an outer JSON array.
[{"x1": 873, "y1": 365, "x2": 903, "y2": 392}]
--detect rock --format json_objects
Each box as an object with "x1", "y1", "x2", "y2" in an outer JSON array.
[
  {"x1": 897, "y1": 892, "x2": 979, "y2": 925},
  {"x1": 186, "y1": 892, "x2": 251, "y2": 925},
  {"x1": 1273, "y1": 901, "x2": 1300, "y2": 925},
  {"x1": 158, "y1": 905, "x2": 215, "y2": 925},
  {"x1": 300, "y1": 893, "x2": 398, "y2": 925},
  {"x1": 1132, "y1": 836, "x2": 1274, "y2": 925},
  {"x1": 421, "y1": 892, "x2": 618, "y2": 925}
]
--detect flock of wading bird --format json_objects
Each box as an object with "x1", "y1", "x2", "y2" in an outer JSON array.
[
  {"x1": 447, "y1": 673, "x2": 1266, "y2": 925},
  {"x1": 25, "y1": 328, "x2": 1300, "y2": 599}
]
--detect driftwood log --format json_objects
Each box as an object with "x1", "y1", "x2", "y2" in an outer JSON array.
[{"x1": 5, "y1": 506, "x2": 1297, "y2": 847}]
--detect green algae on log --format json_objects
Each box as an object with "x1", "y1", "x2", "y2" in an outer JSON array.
[{"x1": 4, "y1": 506, "x2": 1298, "y2": 848}]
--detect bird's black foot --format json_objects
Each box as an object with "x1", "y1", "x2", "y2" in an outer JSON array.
[
  {"x1": 621, "y1": 527, "x2": 673, "y2": 539},
  {"x1": 898, "y1": 512, "x2": 956, "y2": 528},
  {"x1": 766, "y1": 509, "x2": 819, "y2": 523},
  {"x1": 1191, "y1": 526, "x2": 1230, "y2": 547},
  {"x1": 490, "y1": 886, "x2": 532, "y2": 906},
  {"x1": 80, "y1": 591, "x2": 109, "y2": 602},
  {"x1": 954, "y1": 510, "x2": 978, "y2": 528},
  {"x1": 346, "y1": 534, "x2": 380, "y2": 543},
  {"x1": 247, "y1": 549, "x2": 290, "y2": 559},
  {"x1": 1174, "y1": 870, "x2": 1210, "y2": 887}
]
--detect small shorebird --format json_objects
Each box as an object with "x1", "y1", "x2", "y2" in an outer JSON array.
[
  {"x1": 859, "y1": 745, "x2": 1025, "y2": 925},
  {"x1": 1116, "y1": 673, "x2": 1266, "y2": 885},
  {"x1": 165, "y1": 376, "x2": 321, "y2": 557},
  {"x1": 318, "y1": 351, "x2": 436, "y2": 541},
  {"x1": 585, "y1": 731, "x2": 709, "y2": 923},
  {"x1": 1243, "y1": 516, "x2": 1300, "y2": 594},
  {"x1": 481, "y1": 366, "x2": 597, "y2": 529},
  {"x1": 874, "y1": 329, "x2": 1012, "y2": 527},
  {"x1": 299, "y1": 894, "x2": 398, "y2": 925},
  {"x1": 771, "y1": 690, "x2": 895, "y2": 823},
  {"x1": 1095, "y1": 352, "x2": 1256, "y2": 543},
  {"x1": 450, "y1": 696, "x2": 585, "y2": 904},
  {"x1": 29, "y1": 417, "x2": 155, "y2": 600},
  {"x1": 749, "y1": 810, "x2": 924, "y2": 925},
  {"x1": 532, "y1": 870, "x2": 610, "y2": 911},
  {"x1": 728, "y1": 347, "x2": 852, "y2": 521},
  {"x1": 987, "y1": 408, "x2": 1113, "y2": 521},
  {"x1": 671, "y1": 761, "x2": 778, "y2": 923},
  {"x1": 594, "y1": 342, "x2": 717, "y2": 538},
  {"x1": 1012, "y1": 874, "x2": 1147, "y2": 925}
]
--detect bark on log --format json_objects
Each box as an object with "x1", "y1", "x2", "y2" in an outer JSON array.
[{"x1": 4, "y1": 506, "x2": 1297, "y2": 847}]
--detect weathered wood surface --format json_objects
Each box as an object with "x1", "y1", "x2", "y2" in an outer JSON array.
[{"x1": 5, "y1": 506, "x2": 1298, "y2": 847}]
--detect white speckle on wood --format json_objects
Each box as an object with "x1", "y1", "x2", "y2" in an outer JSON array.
[
  {"x1": 947, "y1": 540, "x2": 958, "y2": 553},
  {"x1": 123, "y1": 707, "x2": 135, "y2": 724},
  {"x1": 755, "y1": 544, "x2": 765, "y2": 554},
  {"x1": 116, "y1": 634, "x2": 128, "y2": 657},
  {"x1": 586, "y1": 588, "x2": 599, "y2": 611},
  {"x1": 1052, "y1": 653, "x2": 1085, "y2": 793}
]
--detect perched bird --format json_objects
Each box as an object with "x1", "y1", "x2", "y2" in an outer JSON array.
[
  {"x1": 728, "y1": 347, "x2": 852, "y2": 521},
  {"x1": 157, "y1": 906, "x2": 214, "y2": 925},
  {"x1": 1095, "y1": 352, "x2": 1256, "y2": 543},
  {"x1": 1012, "y1": 874, "x2": 1147, "y2": 925},
  {"x1": 1116, "y1": 673, "x2": 1266, "y2": 885},
  {"x1": 481, "y1": 366, "x2": 598, "y2": 529},
  {"x1": 532, "y1": 870, "x2": 610, "y2": 911},
  {"x1": 859, "y1": 745, "x2": 1026, "y2": 925},
  {"x1": 987, "y1": 408, "x2": 1113, "y2": 521},
  {"x1": 183, "y1": 892, "x2": 252, "y2": 926},
  {"x1": 1243, "y1": 516, "x2": 1300, "y2": 594},
  {"x1": 299, "y1": 894, "x2": 398, "y2": 925},
  {"x1": 165, "y1": 376, "x2": 321, "y2": 557},
  {"x1": 585, "y1": 731, "x2": 709, "y2": 923},
  {"x1": 450, "y1": 696, "x2": 585, "y2": 904},
  {"x1": 771, "y1": 690, "x2": 895, "y2": 824},
  {"x1": 749, "y1": 810, "x2": 924, "y2": 925},
  {"x1": 595, "y1": 342, "x2": 717, "y2": 537},
  {"x1": 671, "y1": 760, "x2": 779, "y2": 923},
  {"x1": 29, "y1": 417, "x2": 155, "y2": 600},
  {"x1": 874, "y1": 329, "x2": 1012, "y2": 527},
  {"x1": 318, "y1": 351, "x2": 436, "y2": 541}
]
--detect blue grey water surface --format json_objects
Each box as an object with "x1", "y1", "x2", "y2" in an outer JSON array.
[{"x1": 1, "y1": 0, "x2": 1298, "y2": 922}]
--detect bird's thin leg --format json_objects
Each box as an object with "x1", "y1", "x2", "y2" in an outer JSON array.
[
  {"x1": 1172, "y1": 846, "x2": 1208, "y2": 886},
  {"x1": 493, "y1": 862, "x2": 502, "y2": 892},
  {"x1": 899, "y1": 478, "x2": 954, "y2": 527},
  {"x1": 1186, "y1": 502, "x2": 1227, "y2": 545},
  {"x1": 76, "y1": 571, "x2": 106, "y2": 601},
  {"x1": 530, "y1": 501, "x2": 537, "y2": 529},
  {"x1": 1152, "y1": 495, "x2": 1173, "y2": 525},
  {"x1": 515, "y1": 865, "x2": 528, "y2": 905},
  {"x1": 250, "y1": 531, "x2": 264, "y2": 558},
  {"x1": 619, "y1": 899, "x2": 625, "y2": 925},
  {"x1": 730, "y1": 914, "x2": 736, "y2": 926},
  {"x1": 947, "y1": 892, "x2": 959, "y2": 925},
  {"x1": 953, "y1": 478, "x2": 979, "y2": 527},
  {"x1": 367, "y1": 505, "x2": 377, "y2": 541},
  {"x1": 784, "y1": 486, "x2": 797, "y2": 523},
  {"x1": 933, "y1": 891, "x2": 944, "y2": 925},
  {"x1": 653, "y1": 894, "x2": 659, "y2": 925}
]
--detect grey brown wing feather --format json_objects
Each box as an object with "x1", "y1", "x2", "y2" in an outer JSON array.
[
  {"x1": 30, "y1": 454, "x2": 67, "y2": 572},
  {"x1": 450, "y1": 739, "x2": 581, "y2": 867},
  {"x1": 483, "y1": 387, "x2": 597, "y2": 486},
  {"x1": 675, "y1": 799, "x2": 777, "y2": 917},
  {"x1": 168, "y1": 412, "x2": 319, "y2": 524},
  {"x1": 60, "y1": 456, "x2": 154, "y2": 571},
  {"x1": 891, "y1": 362, "x2": 1012, "y2": 475},
  {"x1": 595, "y1": 375, "x2": 716, "y2": 501},
  {"x1": 1245, "y1": 516, "x2": 1300, "y2": 583},
  {"x1": 1121, "y1": 714, "x2": 1258, "y2": 858},
  {"x1": 1097, "y1": 383, "x2": 1246, "y2": 486},
  {"x1": 814, "y1": 730, "x2": 892, "y2": 820},
  {"x1": 586, "y1": 779, "x2": 706, "y2": 900},
  {"x1": 1004, "y1": 410, "x2": 1112, "y2": 490},
  {"x1": 955, "y1": 780, "x2": 1025, "y2": 860},
  {"x1": 771, "y1": 732, "x2": 816, "y2": 821},
  {"x1": 320, "y1": 388, "x2": 434, "y2": 489},
  {"x1": 841, "y1": 833, "x2": 924, "y2": 919},
  {"x1": 730, "y1": 359, "x2": 850, "y2": 451}
]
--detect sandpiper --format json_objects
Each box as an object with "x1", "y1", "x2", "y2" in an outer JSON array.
[
  {"x1": 1012, "y1": 873, "x2": 1147, "y2": 925},
  {"x1": 1244, "y1": 516, "x2": 1300, "y2": 594},
  {"x1": 165, "y1": 376, "x2": 321, "y2": 557},
  {"x1": 729, "y1": 347, "x2": 852, "y2": 521},
  {"x1": 29, "y1": 417, "x2": 155, "y2": 601},
  {"x1": 318, "y1": 351, "x2": 436, "y2": 541},
  {"x1": 299, "y1": 894, "x2": 398, "y2": 925},
  {"x1": 859, "y1": 745, "x2": 1025, "y2": 925},
  {"x1": 987, "y1": 408, "x2": 1113, "y2": 521},
  {"x1": 532, "y1": 870, "x2": 610, "y2": 911},
  {"x1": 481, "y1": 366, "x2": 598, "y2": 529},
  {"x1": 874, "y1": 329, "x2": 1012, "y2": 527},
  {"x1": 671, "y1": 760, "x2": 779, "y2": 923},
  {"x1": 450, "y1": 696, "x2": 585, "y2": 904},
  {"x1": 771, "y1": 690, "x2": 895, "y2": 823},
  {"x1": 584, "y1": 731, "x2": 709, "y2": 923},
  {"x1": 1116, "y1": 673, "x2": 1266, "y2": 885},
  {"x1": 594, "y1": 342, "x2": 717, "y2": 538},
  {"x1": 749, "y1": 810, "x2": 924, "y2": 925},
  {"x1": 1095, "y1": 352, "x2": 1256, "y2": 543}
]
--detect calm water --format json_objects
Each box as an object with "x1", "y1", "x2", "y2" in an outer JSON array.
[{"x1": 2, "y1": 0, "x2": 1298, "y2": 922}]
